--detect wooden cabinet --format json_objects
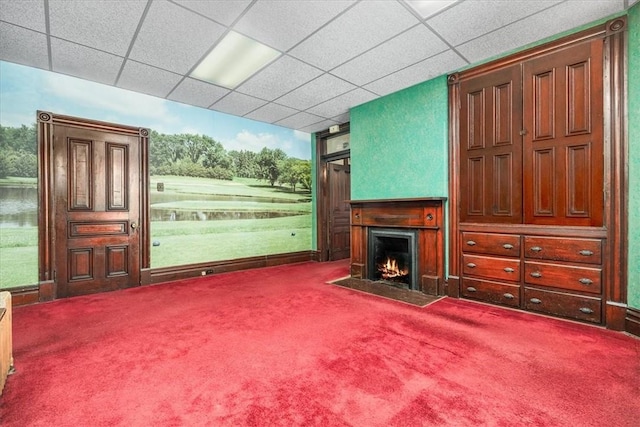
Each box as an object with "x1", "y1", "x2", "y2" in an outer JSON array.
[{"x1": 449, "y1": 19, "x2": 628, "y2": 328}]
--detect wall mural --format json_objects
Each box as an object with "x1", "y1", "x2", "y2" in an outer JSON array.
[{"x1": 0, "y1": 61, "x2": 312, "y2": 289}]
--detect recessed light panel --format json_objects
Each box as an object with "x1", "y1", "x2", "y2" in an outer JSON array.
[
  {"x1": 191, "y1": 31, "x2": 280, "y2": 89},
  {"x1": 406, "y1": 0, "x2": 460, "y2": 19}
]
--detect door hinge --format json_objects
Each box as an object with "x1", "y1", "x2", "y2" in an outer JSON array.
[{"x1": 53, "y1": 270, "x2": 57, "y2": 281}]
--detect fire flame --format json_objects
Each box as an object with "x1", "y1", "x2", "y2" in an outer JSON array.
[{"x1": 379, "y1": 257, "x2": 408, "y2": 279}]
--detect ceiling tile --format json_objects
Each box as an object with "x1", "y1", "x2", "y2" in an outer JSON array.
[
  {"x1": 0, "y1": 22, "x2": 49, "y2": 70},
  {"x1": 275, "y1": 112, "x2": 325, "y2": 129},
  {"x1": 51, "y1": 38, "x2": 123, "y2": 85},
  {"x1": 128, "y1": 0, "x2": 226, "y2": 74},
  {"x1": 275, "y1": 74, "x2": 356, "y2": 111},
  {"x1": 174, "y1": 0, "x2": 251, "y2": 26},
  {"x1": 244, "y1": 102, "x2": 298, "y2": 124},
  {"x1": 48, "y1": 0, "x2": 147, "y2": 56},
  {"x1": 168, "y1": 78, "x2": 229, "y2": 108},
  {"x1": 331, "y1": 25, "x2": 448, "y2": 86},
  {"x1": 0, "y1": 0, "x2": 46, "y2": 32},
  {"x1": 307, "y1": 88, "x2": 377, "y2": 118},
  {"x1": 289, "y1": 0, "x2": 420, "y2": 70},
  {"x1": 235, "y1": 55, "x2": 323, "y2": 101},
  {"x1": 456, "y1": 0, "x2": 626, "y2": 64},
  {"x1": 427, "y1": 0, "x2": 564, "y2": 47},
  {"x1": 299, "y1": 119, "x2": 338, "y2": 134},
  {"x1": 365, "y1": 49, "x2": 466, "y2": 97},
  {"x1": 406, "y1": 0, "x2": 460, "y2": 19},
  {"x1": 332, "y1": 113, "x2": 350, "y2": 124},
  {"x1": 117, "y1": 60, "x2": 183, "y2": 98},
  {"x1": 234, "y1": 0, "x2": 356, "y2": 51},
  {"x1": 210, "y1": 92, "x2": 268, "y2": 117}
]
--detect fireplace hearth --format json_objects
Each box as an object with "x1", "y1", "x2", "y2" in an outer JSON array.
[
  {"x1": 368, "y1": 228, "x2": 418, "y2": 290},
  {"x1": 349, "y1": 198, "x2": 446, "y2": 295}
]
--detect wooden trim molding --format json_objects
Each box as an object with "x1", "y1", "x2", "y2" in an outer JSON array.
[
  {"x1": 144, "y1": 251, "x2": 319, "y2": 285},
  {"x1": 603, "y1": 18, "x2": 628, "y2": 306},
  {"x1": 452, "y1": 19, "x2": 621, "y2": 83},
  {"x1": 625, "y1": 307, "x2": 640, "y2": 338}
]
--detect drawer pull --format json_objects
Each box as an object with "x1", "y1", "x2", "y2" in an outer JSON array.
[
  {"x1": 503, "y1": 267, "x2": 515, "y2": 273},
  {"x1": 578, "y1": 278, "x2": 593, "y2": 285},
  {"x1": 466, "y1": 240, "x2": 476, "y2": 246},
  {"x1": 466, "y1": 263, "x2": 476, "y2": 268},
  {"x1": 579, "y1": 250, "x2": 594, "y2": 256},
  {"x1": 503, "y1": 293, "x2": 515, "y2": 299},
  {"x1": 579, "y1": 307, "x2": 594, "y2": 314},
  {"x1": 530, "y1": 271, "x2": 542, "y2": 278},
  {"x1": 502, "y1": 243, "x2": 514, "y2": 250},
  {"x1": 529, "y1": 298, "x2": 542, "y2": 304},
  {"x1": 466, "y1": 287, "x2": 477, "y2": 293},
  {"x1": 530, "y1": 246, "x2": 542, "y2": 252}
]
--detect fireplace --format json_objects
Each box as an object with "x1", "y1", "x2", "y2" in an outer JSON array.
[
  {"x1": 368, "y1": 228, "x2": 418, "y2": 290},
  {"x1": 349, "y1": 198, "x2": 446, "y2": 295}
]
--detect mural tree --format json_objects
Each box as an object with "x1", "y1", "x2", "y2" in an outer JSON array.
[
  {"x1": 0, "y1": 123, "x2": 37, "y2": 178},
  {"x1": 256, "y1": 147, "x2": 287, "y2": 187}
]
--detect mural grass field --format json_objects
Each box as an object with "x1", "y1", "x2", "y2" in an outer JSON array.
[{"x1": 0, "y1": 176, "x2": 311, "y2": 288}]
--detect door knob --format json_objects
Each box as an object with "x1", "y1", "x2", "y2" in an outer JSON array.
[{"x1": 131, "y1": 222, "x2": 137, "y2": 230}]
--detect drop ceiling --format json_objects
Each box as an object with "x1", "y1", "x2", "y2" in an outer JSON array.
[{"x1": 0, "y1": 0, "x2": 635, "y2": 133}]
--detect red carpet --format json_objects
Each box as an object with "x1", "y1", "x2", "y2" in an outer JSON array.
[{"x1": 1, "y1": 261, "x2": 639, "y2": 426}]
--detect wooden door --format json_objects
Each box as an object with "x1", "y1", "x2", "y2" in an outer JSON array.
[
  {"x1": 328, "y1": 162, "x2": 351, "y2": 260},
  {"x1": 523, "y1": 39, "x2": 604, "y2": 226},
  {"x1": 52, "y1": 124, "x2": 142, "y2": 297},
  {"x1": 459, "y1": 64, "x2": 523, "y2": 223}
]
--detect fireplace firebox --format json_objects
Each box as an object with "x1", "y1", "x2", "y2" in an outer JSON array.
[{"x1": 368, "y1": 228, "x2": 418, "y2": 290}]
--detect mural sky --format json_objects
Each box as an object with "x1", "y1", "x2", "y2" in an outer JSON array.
[{"x1": 0, "y1": 61, "x2": 311, "y2": 160}]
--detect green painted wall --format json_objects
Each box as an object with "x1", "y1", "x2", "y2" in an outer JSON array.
[
  {"x1": 627, "y1": 3, "x2": 640, "y2": 309},
  {"x1": 350, "y1": 75, "x2": 449, "y2": 200}
]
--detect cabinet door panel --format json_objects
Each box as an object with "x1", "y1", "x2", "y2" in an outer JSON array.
[
  {"x1": 460, "y1": 65, "x2": 522, "y2": 223},
  {"x1": 523, "y1": 39, "x2": 603, "y2": 226}
]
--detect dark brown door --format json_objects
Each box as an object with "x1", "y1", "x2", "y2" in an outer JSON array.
[
  {"x1": 459, "y1": 64, "x2": 523, "y2": 223},
  {"x1": 523, "y1": 39, "x2": 604, "y2": 226},
  {"x1": 52, "y1": 124, "x2": 141, "y2": 297},
  {"x1": 328, "y1": 162, "x2": 351, "y2": 260}
]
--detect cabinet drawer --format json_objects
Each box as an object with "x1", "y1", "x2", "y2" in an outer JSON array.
[
  {"x1": 524, "y1": 236, "x2": 602, "y2": 264},
  {"x1": 524, "y1": 262, "x2": 601, "y2": 294},
  {"x1": 462, "y1": 232, "x2": 520, "y2": 257},
  {"x1": 462, "y1": 254, "x2": 521, "y2": 282},
  {"x1": 524, "y1": 287, "x2": 602, "y2": 324},
  {"x1": 462, "y1": 278, "x2": 520, "y2": 308}
]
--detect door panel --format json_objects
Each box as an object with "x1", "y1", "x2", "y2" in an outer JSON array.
[
  {"x1": 328, "y1": 162, "x2": 351, "y2": 261},
  {"x1": 523, "y1": 39, "x2": 603, "y2": 226},
  {"x1": 459, "y1": 64, "x2": 523, "y2": 223},
  {"x1": 53, "y1": 125, "x2": 140, "y2": 297}
]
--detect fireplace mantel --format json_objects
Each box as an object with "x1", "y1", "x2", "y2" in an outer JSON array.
[{"x1": 349, "y1": 198, "x2": 446, "y2": 295}]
